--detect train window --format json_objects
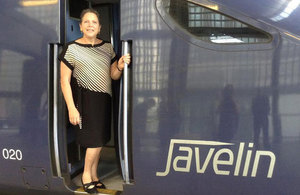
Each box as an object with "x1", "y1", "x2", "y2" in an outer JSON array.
[{"x1": 161, "y1": 0, "x2": 271, "y2": 44}]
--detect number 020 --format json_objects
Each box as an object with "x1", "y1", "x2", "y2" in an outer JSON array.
[{"x1": 2, "y1": 148, "x2": 22, "y2": 161}]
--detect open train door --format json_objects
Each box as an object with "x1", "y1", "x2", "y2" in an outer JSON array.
[{"x1": 51, "y1": 0, "x2": 133, "y2": 194}]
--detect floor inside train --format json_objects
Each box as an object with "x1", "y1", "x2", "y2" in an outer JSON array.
[{"x1": 72, "y1": 147, "x2": 124, "y2": 194}]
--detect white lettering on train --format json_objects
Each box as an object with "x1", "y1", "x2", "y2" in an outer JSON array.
[
  {"x1": 156, "y1": 139, "x2": 276, "y2": 178},
  {"x1": 2, "y1": 148, "x2": 23, "y2": 161}
]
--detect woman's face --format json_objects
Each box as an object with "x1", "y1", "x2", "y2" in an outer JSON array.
[{"x1": 80, "y1": 12, "x2": 101, "y2": 39}]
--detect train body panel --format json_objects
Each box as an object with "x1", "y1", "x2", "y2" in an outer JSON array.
[
  {"x1": 0, "y1": 1, "x2": 71, "y2": 194},
  {"x1": 120, "y1": 0, "x2": 300, "y2": 194},
  {"x1": 212, "y1": 0, "x2": 300, "y2": 36}
]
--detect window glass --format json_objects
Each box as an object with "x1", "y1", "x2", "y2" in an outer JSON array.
[{"x1": 162, "y1": 0, "x2": 271, "y2": 44}]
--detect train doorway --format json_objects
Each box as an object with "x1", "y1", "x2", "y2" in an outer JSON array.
[{"x1": 57, "y1": 0, "x2": 124, "y2": 193}]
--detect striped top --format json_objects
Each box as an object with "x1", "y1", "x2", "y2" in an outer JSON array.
[{"x1": 59, "y1": 41, "x2": 117, "y2": 96}]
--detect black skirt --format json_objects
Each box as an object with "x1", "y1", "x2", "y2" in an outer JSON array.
[{"x1": 72, "y1": 78, "x2": 111, "y2": 148}]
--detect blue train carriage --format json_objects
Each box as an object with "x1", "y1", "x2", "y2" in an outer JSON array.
[
  {"x1": 122, "y1": 0, "x2": 300, "y2": 194},
  {"x1": 0, "y1": 0, "x2": 299, "y2": 194}
]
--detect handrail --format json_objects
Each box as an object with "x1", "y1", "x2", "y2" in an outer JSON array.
[
  {"x1": 52, "y1": 43, "x2": 62, "y2": 177},
  {"x1": 122, "y1": 41, "x2": 130, "y2": 184}
]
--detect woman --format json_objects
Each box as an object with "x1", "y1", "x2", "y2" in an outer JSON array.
[{"x1": 59, "y1": 9, "x2": 130, "y2": 194}]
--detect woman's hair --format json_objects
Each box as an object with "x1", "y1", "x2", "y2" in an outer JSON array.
[{"x1": 80, "y1": 8, "x2": 100, "y2": 24}]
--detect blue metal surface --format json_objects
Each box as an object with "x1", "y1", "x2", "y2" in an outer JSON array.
[
  {"x1": 211, "y1": 0, "x2": 300, "y2": 37},
  {"x1": 121, "y1": 0, "x2": 300, "y2": 194},
  {"x1": 0, "y1": 0, "x2": 71, "y2": 194}
]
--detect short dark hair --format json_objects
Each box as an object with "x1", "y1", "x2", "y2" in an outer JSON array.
[{"x1": 80, "y1": 8, "x2": 100, "y2": 24}]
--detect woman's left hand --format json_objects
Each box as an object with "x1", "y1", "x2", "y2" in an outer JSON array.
[{"x1": 117, "y1": 54, "x2": 131, "y2": 71}]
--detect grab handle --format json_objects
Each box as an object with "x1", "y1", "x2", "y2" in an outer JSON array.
[{"x1": 118, "y1": 41, "x2": 131, "y2": 184}]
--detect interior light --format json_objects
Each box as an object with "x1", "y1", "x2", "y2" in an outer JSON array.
[{"x1": 20, "y1": 0, "x2": 58, "y2": 7}]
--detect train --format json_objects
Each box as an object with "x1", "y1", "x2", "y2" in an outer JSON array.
[{"x1": 0, "y1": 0, "x2": 300, "y2": 194}]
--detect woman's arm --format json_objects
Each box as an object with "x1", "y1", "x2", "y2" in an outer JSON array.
[
  {"x1": 60, "y1": 62, "x2": 80, "y2": 125},
  {"x1": 111, "y1": 54, "x2": 131, "y2": 80}
]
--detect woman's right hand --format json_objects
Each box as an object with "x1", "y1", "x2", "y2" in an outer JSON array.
[{"x1": 68, "y1": 107, "x2": 81, "y2": 125}]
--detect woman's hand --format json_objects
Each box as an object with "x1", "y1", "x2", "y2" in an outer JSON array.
[
  {"x1": 68, "y1": 107, "x2": 81, "y2": 126},
  {"x1": 111, "y1": 54, "x2": 131, "y2": 80},
  {"x1": 117, "y1": 54, "x2": 131, "y2": 71}
]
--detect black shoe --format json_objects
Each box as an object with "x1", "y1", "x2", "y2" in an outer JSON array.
[
  {"x1": 81, "y1": 178, "x2": 98, "y2": 194},
  {"x1": 93, "y1": 180, "x2": 106, "y2": 189}
]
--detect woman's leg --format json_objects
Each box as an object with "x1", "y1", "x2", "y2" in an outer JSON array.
[
  {"x1": 91, "y1": 147, "x2": 102, "y2": 181},
  {"x1": 82, "y1": 147, "x2": 102, "y2": 185}
]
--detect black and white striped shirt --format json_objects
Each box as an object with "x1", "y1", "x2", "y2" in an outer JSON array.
[{"x1": 59, "y1": 41, "x2": 117, "y2": 96}]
